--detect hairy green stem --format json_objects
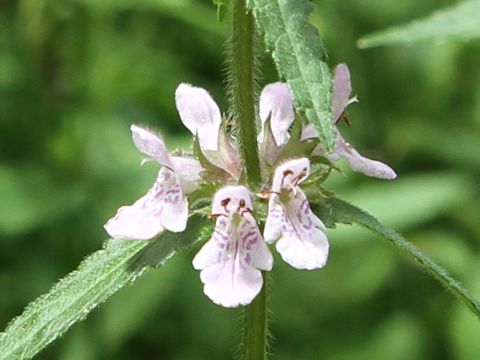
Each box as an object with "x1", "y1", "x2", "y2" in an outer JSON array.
[
  {"x1": 230, "y1": 0, "x2": 268, "y2": 359},
  {"x1": 230, "y1": 0, "x2": 261, "y2": 189},
  {"x1": 243, "y1": 272, "x2": 268, "y2": 360}
]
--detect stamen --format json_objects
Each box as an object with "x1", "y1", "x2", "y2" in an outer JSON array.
[{"x1": 257, "y1": 191, "x2": 279, "y2": 198}]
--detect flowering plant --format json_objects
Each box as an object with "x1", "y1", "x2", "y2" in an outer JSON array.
[
  {"x1": 2, "y1": 1, "x2": 479, "y2": 359},
  {"x1": 104, "y1": 65, "x2": 396, "y2": 307}
]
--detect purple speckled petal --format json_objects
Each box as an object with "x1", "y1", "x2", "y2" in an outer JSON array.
[
  {"x1": 267, "y1": 157, "x2": 328, "y2": 269},
  {"x1": 264, "y1": 196, "x2": 284, "y2": 245},
  {"x1": 193, "y1": 186, "x2": 273, "y2": 308},
  {"x1": 104, "y1": 167, "x2": 188, "y2": 239},
  {"x1": 241, "y1": 213, "x2": 272, "y2": 270},
  {"x1": 192, "y1": 216, "x2": 231, "y2": 270},
  {"x1": 170, "y1": 156, "x2": 203, "y2": 194},
  {"x1": 264, "y1": 190, "x2": 329, "y2": 270}
]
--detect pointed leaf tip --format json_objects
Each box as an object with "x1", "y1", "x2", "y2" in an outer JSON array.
[{"x1": 250, "y1": 0, "x2": 336, "y2": 151}]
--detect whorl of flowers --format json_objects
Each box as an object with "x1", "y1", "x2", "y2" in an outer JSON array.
[{"x1": 105, "y1": 64, "x2": 396, "y2": 307}]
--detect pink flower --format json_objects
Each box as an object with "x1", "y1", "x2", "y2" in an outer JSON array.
[
  {"x1": 105, "y1": 74, "x2": 396, "y2": 307},
  {"x1": 105, "y1": 83, "x2": 242, "y2": 241},
  {"x1": 258, "y1": 82, "x2": 295, "y2": 146},
  {"x1": 175, "y1": 83, "x2": 222, "y2": 152},
  {"x1": 104, "y1": 125, "x2": 203, "y2": 239},
  {"x1": 176, "y1": 83, "x2": 241, "y2": 179},
  {"x1": 264, "y1": 158, "x2": 329, "y2": 270},
  {"x1": 193, "y1": 186, "x2": 273, "y2": 307},
  {"x1": 302, "y1": 64, "x2": 397, "y2": 180}
]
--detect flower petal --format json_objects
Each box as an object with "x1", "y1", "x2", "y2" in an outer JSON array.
[
  {"x1": 104, "y1": 201, "x2": 164, "y2": 240},
  {"x1": 332, "y1": 64, "x2": 354, "y2": 123},
  {"x1": 193, "y1": 213, "x2": 271, "y2": 307},
  {"x1": 104, "y1": 167, "x2": 188, "y2": 239},
  {"x1": 130, "y1": 124, "x2": 173, "y2": 169},
  {"x1": 241, "y1": 213, "x2": 273, "y2": 271},
  {"x1": 155, "y1": 169, "x2": 189, "y2": 232},
  {"x1": 199, "y1": 261, "x2": 263, "y2": 308},
  {"x1": 175, "y1": 83, "x2": 221, "y2": 151},
  {"x1": 311, "y1": 129, "x2": 397, "y2": 180},
  {"x1": 271, "y1": 158, "x2": 310, "y2": 193},
  {"x1": 335, "y1": 132, "x2": 397, "y2": 180},
  {"x1": 170, "y1": 156, "x2": 203, "y2": 194},
  {"x1": 259, "y1": 82, "x2": 295, "y2": 146},
  {"x1": 263, "y1": 195, "x2": 283, "y2": 245},
  {"x1": 193, "y1": 185, "x2": 272, "y2": 307},
  {"x1": 265, "y1": 192, "x2": 329, "y2": 270}
]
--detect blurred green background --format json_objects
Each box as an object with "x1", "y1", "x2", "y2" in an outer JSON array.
[{"x1": 1, "y1": 0, "x2": 480, "y2": 359}]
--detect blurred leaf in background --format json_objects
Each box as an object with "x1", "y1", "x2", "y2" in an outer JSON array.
[
  {"x1": 358, "y1": 0, "x2": 480, "y2": 48},
  {"x1": 1, "y1": 0, "x2": 479, "y2": 359}
]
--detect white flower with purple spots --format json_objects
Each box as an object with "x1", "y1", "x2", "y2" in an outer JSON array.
[
  {"x1": 264, "y1": 158, "x2": 329, "y2": 270},
  {"x1": 302, "y1": 64, "x2": 397, "y2": 180},
  {"x1": 193, "y1": 186, "x2": 273, "y2": 307},
  {"x1": 104, "y1": 125, "x2": 203, "y2": 239},
  {"x1": 105, "y1": 82, "x2": 243, "y2": 241},
  {"x1": 104, "y1": 75, "x2": 396, "y2": 308}
]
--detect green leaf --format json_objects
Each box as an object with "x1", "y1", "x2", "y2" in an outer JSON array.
[
  {"x1": 0, "y1": 239, "x2": 148, "y2": 360},
  {"x1": 0, "y1": 216, "x2": 213, "y2": 359},
  {"x1": 249, "y1": 0, "x2": 335, "y2": 150},
  {"x1": 274, "y1": 118, "x2": 319, "y2": 166},
  {"x1": 358, "y1": 0, "x2": 480, "y2": 48},
  {"x1": 314, "y1": 197, "x2": 480, "y2": 321},
  {"x1": 133, "y1": 215, "x2": 214, "y2": 268},
  {"x1": 192, "y1": 129, "x2": 237, "y2": 182}
]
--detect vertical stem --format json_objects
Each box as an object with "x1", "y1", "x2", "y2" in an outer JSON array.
[
  {"x1": 243, "y1": 272, "x2": 268, "y2": 360},
  {"x1": 230, "y1": 0, "x2": 261, "y2": 189},
  {"x1": 230, "y1": 1, "x2": 268, "y2": 359}
]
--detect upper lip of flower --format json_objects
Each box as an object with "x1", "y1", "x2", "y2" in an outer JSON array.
[
  {"x1": 258, "y1": 82, "x2": 295, "y2": 147},
  {"x1": 176, "y1": 83, "x2": 242, "y2": 180},
  {"x1": 298, "y1": 65, "x2": 397, "y2": 180},
  {"x1": 175, "y1": 83, "x2": 222, "y2": 152}
]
